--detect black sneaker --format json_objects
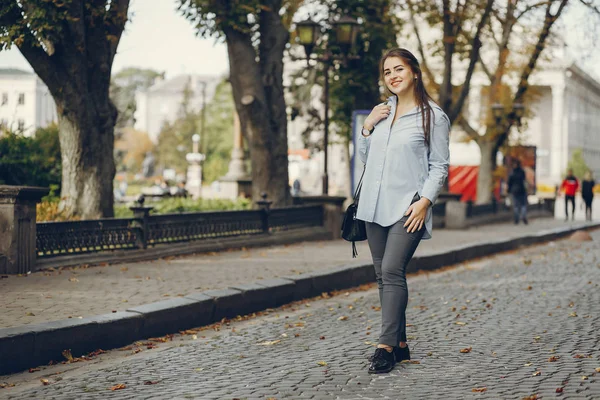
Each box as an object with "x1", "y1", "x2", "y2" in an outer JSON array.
[
  {"x1": 368, "y1": 348, "x2": 395, "y2": 374},
  {"x1": 394, "y1": 345, "x2": 411, "y2": 362}
]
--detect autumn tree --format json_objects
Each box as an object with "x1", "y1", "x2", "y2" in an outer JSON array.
[
  {"x1": 178, "y1": 0, "x2": 302, "y2": 206},
  {"x1": 0, "y1": 1, "x2": 130, "y2": 218},
  {"x1": 405, "y1": 0, "x2": 600, "y2": 204}
]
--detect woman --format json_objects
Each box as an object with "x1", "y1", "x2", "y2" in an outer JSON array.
[
  {"x1": 356, "y1": 48, "x2": 450, "y2": 374},
  {"x1": 582, "y1": 171, "x2": 595, "y2": 221}
]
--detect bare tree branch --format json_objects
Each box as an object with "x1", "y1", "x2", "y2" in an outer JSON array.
[
  {"x1": 448, "y1": 0, "x2": 494, "y2": 123},
  {"x1": 515, "y1": 1, "x2": 553, "y2": 20},
  {"x1": 407, "y1": 0, "x2": 438, "y2": 88},
  {"x1": 457, "y1": 116, "x2": 481, "y2": 142},
  {"x1": 578, "y1": 0, "x2": 600, "y2": 15}
]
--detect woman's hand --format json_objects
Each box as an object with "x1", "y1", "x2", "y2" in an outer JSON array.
[
  {"x1": 363, "y1": 102, "x2": 392, "y2": 131},
  {"x1": 404, "y1": 197, "x2": 431, "y2": 233}
]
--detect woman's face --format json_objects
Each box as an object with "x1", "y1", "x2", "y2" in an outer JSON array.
[{"x1": 383, "y1": 56, "x2": 416, "y2": 96}]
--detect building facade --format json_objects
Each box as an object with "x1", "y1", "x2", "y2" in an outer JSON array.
[
  {"x1": 460, "y1": 61, "x2": 600, "y2": 189},
  {"x1": 134, "y1": 74, "x2": 219, "y2": 143},
  {"x1": 0, "y1": 68, "x2": 57, "y2": 136}
]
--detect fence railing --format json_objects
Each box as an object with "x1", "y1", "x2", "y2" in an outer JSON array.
[{"x1": 36, "y1": 205, "x2": 324, "y2": 259}]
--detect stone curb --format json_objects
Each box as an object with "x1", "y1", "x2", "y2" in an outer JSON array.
[{"x1": 1, "y1": 222, "x2": 598, "y2": 376}]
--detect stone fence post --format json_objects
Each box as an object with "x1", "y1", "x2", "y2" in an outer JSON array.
[
  {"x1": 0, "y1": 186, "x2": 49, "y2": 274},
  {"x1": 292, "y1": 195, "x2": 346, "y2": 239}
]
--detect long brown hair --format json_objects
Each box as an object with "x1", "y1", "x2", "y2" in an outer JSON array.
[{"x1": 379, "y1": 48, "x2": 434, "y2": 145}]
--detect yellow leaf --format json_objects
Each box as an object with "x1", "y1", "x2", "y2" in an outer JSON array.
[
  {"x1": 460, "y1": 347, "x2": 472, "y2": 353},
  {"x1": 472, "y1": 387, "x2": 487, "y2": 392},
  {"x1": 110, "y1": 383, "x2": 127, "y2": 390},
  {"x1": 40, "y1": 379, "x2": 49, "y2": 386},
  {"x1": 338, "y1": 316, "x2": 348, "y2": 321},
  {"x1": 455, "y1": 321, "x2": 467, "y2": 326},
  {"x1": 595, "y1": 367, "x2": 600, "y2": 373},
  {"x1": 317, "y1": 361, "x2": 327, "y2": 366},
  {"x1": 62, "y1": 349, "x2": 74, "y2": 362},
  {"x1": 532, "y1": 371, "x2": 541, "y2": 376}
]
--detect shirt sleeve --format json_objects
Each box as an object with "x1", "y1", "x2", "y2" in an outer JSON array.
[
  {"x1": 357, "y1": 133, "x2": 371, "y2": 165},
  {"x1": 421, "y1": 111, "x2": 450, "y2": 205}
]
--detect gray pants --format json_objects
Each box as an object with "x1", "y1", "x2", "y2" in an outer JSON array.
[{"x1": 365, "y1": 215, "x2": 424, "y2": 347}]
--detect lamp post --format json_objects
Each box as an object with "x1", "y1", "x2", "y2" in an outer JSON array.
[{"x1": 296, "y1": 15, "x2": 359, "y2": 195}]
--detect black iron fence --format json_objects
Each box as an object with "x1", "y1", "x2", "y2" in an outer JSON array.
[{"x1": 36, "y1": 205, "x2": 324, "y2": 258}]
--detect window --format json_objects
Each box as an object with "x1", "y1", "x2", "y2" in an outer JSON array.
[
  {"x1": 17, "y1": 119, "x2": 25, "y2": 131},
  {"x1": 1, "y1": 93, "x2": 6, "y2": 105},
  {"x1": 18, "y1": 93, "x2": 25, "y2": 105}
]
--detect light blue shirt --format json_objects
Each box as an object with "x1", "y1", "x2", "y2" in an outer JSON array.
[{"x1": 356, "y1": 97, "x2": 450, "y2": 239}]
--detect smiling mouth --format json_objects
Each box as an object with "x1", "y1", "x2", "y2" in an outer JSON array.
[{"x1": 391, "y1": 81, "x2": 401, "y2": 87}]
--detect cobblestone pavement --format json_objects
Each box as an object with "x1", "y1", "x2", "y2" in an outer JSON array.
[
  {"x1": 3, "y1": 228, "x2": 600, "y2": 399},
  {"x1": 0, "y1": 218, "x2": 590, "y2": 328}
]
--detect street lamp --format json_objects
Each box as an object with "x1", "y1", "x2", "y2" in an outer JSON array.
[{"x1": 295, "y1": 15, "x2": 360, "y2": 195}]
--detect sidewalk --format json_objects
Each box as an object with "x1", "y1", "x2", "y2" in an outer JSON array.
[
  {"x1": 4, "y1": 223, "x2": 599, "y2": 399},
  {"x1": 0, "y1": 217, "x2": 594, "y2": 329}
]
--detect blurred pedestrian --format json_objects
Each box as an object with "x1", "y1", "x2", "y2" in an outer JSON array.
[
  {"x1": 582, "y1": 170, "x2": 595, "y2": 221},
  {"x1": 357, "y1": 48, "x2": 450, "y2": 374},
  {"x1": 507, "y1": 158, "x2": 528, "y2": 225},
  {"x1": 561, "y1": 168, "x2": 579, "y2": 221}
]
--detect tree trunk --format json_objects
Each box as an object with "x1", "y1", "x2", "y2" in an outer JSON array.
[
  {"x1": 55, "y1": 94, "x2": 117, "y2": 219},
  {"x1": 476, "y1": 139, "x2": 495, "y2": 204},
  {"x1": 224, "y1": 5, "x2": 290, "y2": 208}
]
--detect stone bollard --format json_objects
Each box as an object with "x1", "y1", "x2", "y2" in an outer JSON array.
[
  {"x1": 255, "y1": 192, "x2": 273, "y2": 234},
  {"x1": 445, "y1": 200, "x2": 468, "y2": 229},
  {"x1": 0, "y1": 185, "x2": 49, "y2": 274},
  {"x1": 129, "y1": 197, "x2": 154, "y2": 249}
]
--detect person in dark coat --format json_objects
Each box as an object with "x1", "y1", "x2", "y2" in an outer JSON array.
[
  {"x1": 581, "y1": 170, "x2": 595, "y2": 221},
  {"x1": 507, "y1": 159, "x2": 528, "y2": 225}
]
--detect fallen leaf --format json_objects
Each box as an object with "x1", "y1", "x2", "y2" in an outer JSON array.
[
  {"x1": 548, "y1": 356, "x2": 560, "y2": 362},
  {"x1": 338, "y1": 316, "x2": 348, "y2": 321},
  {"x1": 144, "y1": 381, "x2": 159, "y2": 385},
  {"x1": 68, "y1": 277, "x2": 78, "y2": 282},
  {"x1": 455, "y1": 321, "x2": 467, "y2": 326},
  {"x1": 574, "y1": 354, "x2": 592, "y2": 359},
  {"x1": 317, "y1": 361, "x2": 327, "y2": 366},
  {"x1": 320, "y1": 336, "x2": 325, "y2": 340},
  {"x1": 62, "y1": 349, "x2": 74, "y2": 362},
  {"x1": 371, "y1": 306, "x2": 381, "y2": 311},
  {"x1": 595, "y1": 367, "x2": 600, "y2": 373},
  {"x1": 522, "y1": 395, "x2": 539, "y2": 400},
  {"x1": 29, "y1": 368, "x2": 40, "y2": 373},
  {"x1": 472, "y1": 387, "x2": 487, "y2": 393},
  {"x1": 0, "y1": 383, "x2": 16, "y2": 388},
  {"x1": 40, "y1": 379, "x2": 49, "y2": 386},
  {"x1": 257, "y1": 340, "x2": 280, "y2": 346},
  {"x1": 120, "y1": 267, "x2": 128, "y2": 272},
  {"x1": 532, "y1": 371, "x2": 541, "y2": 376},
  {"x1": 526, "y1": 286, "x2": 533, "y2": 290},
  {"x1": 460, "y1": 347, "x2": 472, "y2": 353},
  {"x1": 582, "y1": 375, "x2": 588, "y2": 380},
  {"x1": 556, "y1": 388, "x2": 563, "y2": 393},
  {"x1": 110, "y1": 383, "x2": 126, "y2": 391},
  {"x1": 26, "y1": 312, "x2": 35, "y2": 317},
  {"x1": 294, "y1": 333, "x2": 300, "y2": 337},
  {"x1": 569, "y1": 312, "x2": 578, "y2": 317},
  {"x1": 524, "y1": 363, "x2": 532, "y2": 366}
]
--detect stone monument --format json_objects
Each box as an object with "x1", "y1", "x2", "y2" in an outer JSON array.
[
  {"x1": 219, "y1": 111, "x2": 252, "y2": 199},
  {"x1": 185, "y1": 134, "x2": 206, "y2": 199}
]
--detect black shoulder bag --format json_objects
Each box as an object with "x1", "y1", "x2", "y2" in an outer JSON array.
[{"x1": 341, "y1": 167, "x2": 367, "y2": 258}]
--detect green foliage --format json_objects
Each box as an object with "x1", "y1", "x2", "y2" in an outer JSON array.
[
  {"x1": 111, "y1": 67, "x2": 164, "y2": 130},
  {"x1": 1, "y1": 1, "x2": 127, "y2": 52},
  {"x1": 289, "y1": 0, "x2": 402, "y2": 148},
  {"x1": 202, "y1": 80, "x2": 235, "y2": 182},
  {"x1": 567, "y1": 148, "x2": 590, "y2": 179},
  {"x1": 155, "y1": 78, "x2": 235, "y2": 182},
  {"x1": 114, "y1": 197, "x2": 252, "y2": 218},
  {"x1": 0, "y1": 124, "x2": 61, "y2": 188}
]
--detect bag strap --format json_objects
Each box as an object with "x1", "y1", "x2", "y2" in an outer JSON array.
[{"x1": 353, "y1": 166, "x2": 366, "y2": 204}]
